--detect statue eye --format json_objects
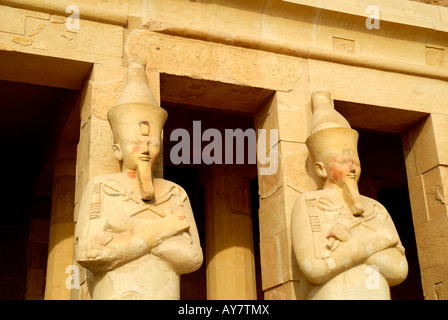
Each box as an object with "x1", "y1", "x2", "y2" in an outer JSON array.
[{"x1": 131, "y1": 140, "x2": 143, "y2": 146}]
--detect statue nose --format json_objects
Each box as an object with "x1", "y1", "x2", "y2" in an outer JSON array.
[{"x1": 141, "y1": 143, "x2": 150, "y2": 154}]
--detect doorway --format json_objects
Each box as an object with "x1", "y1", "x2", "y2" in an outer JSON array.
[
  {"x1": 162, "y1": 103, "x2": 263, "y2": 300},
  {"x1": 356, "y1": 130, "x2": 424, "y2": 299},
  {"x1": 0, "y1": 80, "x2": 80, "y2": 299}
]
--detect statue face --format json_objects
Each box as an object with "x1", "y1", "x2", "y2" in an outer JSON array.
[
  {"x1": 116, "y1": 135, "x2": 161, "y2": 172},
  {"x1": 323, "y1": 150, "x2": 361, "y2": 187}
]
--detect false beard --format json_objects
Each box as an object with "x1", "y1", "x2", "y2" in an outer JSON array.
[
  {"x1": 342, "y1": 178, "x2": 365, "y2": 216},
  {"x1": 136, "y1": 159, "x2": 154, "y2": 200}
]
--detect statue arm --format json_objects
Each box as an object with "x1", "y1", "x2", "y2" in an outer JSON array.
[
  {"x1": 150, "y1": 196, "x2": 203, "y2": 275},
  {"x1": 364, "y1": 206, "x2": 408, "y2": 286},
  {"x1": 76, "y1": 178, "x2": 190, "y2": 273},
  {"x1": 291, "y1": 195, "x2": 399, "y2": 285}
]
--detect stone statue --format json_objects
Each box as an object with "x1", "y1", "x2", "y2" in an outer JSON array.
[
  {"x1": 75, "y1": 56, "x2": 203, "y2": 300},
  {"x1": 291, "y1": 91, "x2": 408, "y2": 300}
]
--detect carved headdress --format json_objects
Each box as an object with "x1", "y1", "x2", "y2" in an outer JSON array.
[
  {"x1": 107, "y1": 56, "x2": 168, "y2": 144},
  {"x1": 305, "y1": 91, "x2": 359, "y2": 163}
]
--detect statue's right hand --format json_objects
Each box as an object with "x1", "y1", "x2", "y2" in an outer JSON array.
[
  {"x1": 84, "y1": 243, "x2": 115, "y2": 261},
  {"x1": 354, "y1": 225, "x2": 399, "y2": 258},
  {"x1": 104, "y1": 210, "x2": 134, "y2": 233},
  {"x1": 326, "y1": 223, "x2": 351, "y2": 242},
  {"x1": 165, "y1": 213, "x2": 190, "y2": 234}
]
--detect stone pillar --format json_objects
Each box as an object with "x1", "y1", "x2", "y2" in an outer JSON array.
[
  {"x1": 402, "y1": 113, "x2": 448, "y2": 300},
  {"x1": 254, "y1": 80, "x2": 310, "y2": 299},
  {"x1": 204, "y1": 166, "x2": 257, "y2": 300},
  {"x1": 44, "y1": 158, "x2": 76, "y2": 300}
]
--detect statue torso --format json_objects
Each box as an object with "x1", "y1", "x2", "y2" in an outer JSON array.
[{"x1": 79, "y1": 173, "x2": 191, "y2": 300}]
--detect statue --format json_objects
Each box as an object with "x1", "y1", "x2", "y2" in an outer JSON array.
[
  {"x1": 291, "y1": 91, "x2": 408, "y2": 300},
  {"x1": 75, "y1": 56, "x2": 203, "y2": 300}
]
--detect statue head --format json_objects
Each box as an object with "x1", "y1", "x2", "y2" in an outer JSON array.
[
  {"x1": 108, "y1": 56, "x2": 168, "y2": 200},
  {"x1": 306, "y1": 91, "x2": 364, "y2": 215}
]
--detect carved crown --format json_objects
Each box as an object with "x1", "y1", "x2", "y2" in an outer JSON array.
[
  {"x1": 107, "y1": 56, "x2": 168, "y2": 143},
  {"x1": 305, "y1": 91, "x2": 359, "y2": 163}
]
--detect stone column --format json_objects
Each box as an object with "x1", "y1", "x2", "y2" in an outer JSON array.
[
  {"x1": 44, "y1": 158, "x2": 76, "y2": 300},
  {"x1": 254, "y1": 80, "x2": 310, "y2": 299},
  {"x1": 204, "y1": 166, "x2": 257, "y2": 300},
  {"x1": 403, "y1": 113, "x2": 448, "y2": 300}
]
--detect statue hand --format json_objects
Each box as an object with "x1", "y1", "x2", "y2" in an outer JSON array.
[
  {"x1": 326, "y1": 223, "x2": 351, "y2": 242},
  {"x1": 165, "y1": 213, "x2": 190, "y2": 234},
  {"x1": 84, "y1": 238, "x2": 116, "y2": 261},
  {"x1": 137, "y1": 213, "x2": 190, "y2": 250},
  {"x1": 104, "y1": 209, "x2": 134, "y2": 233}
]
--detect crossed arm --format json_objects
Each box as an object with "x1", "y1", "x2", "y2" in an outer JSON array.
[
  {"x1": 291, "y1": 194, "x2": 407, "y2": 286},
  {"x1": 76, "y1": 179, "x2": 203, "y2": 274}
]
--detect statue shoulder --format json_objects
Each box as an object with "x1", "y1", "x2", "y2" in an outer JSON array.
[
  {"x1": 292, "y1": 190, "x2": 327, "y2": 212},
  {"x1": 153, "y1": 178, "x2": 186, "y2": 193},
  {"x1": 84, "y1": 173, "x2": 123, "y2": 188},
  {"x1": 359, "y1": 195, "x2": 391, "y2": 221},
  {"x1": 293, "y1": 190, "x2": 328, "y2": 204},
  {"x1": 153, "y1": 178, "x2": 189, "y2": 206},
  {"x1": 359, "y1": 195, "x2": 388, "y2": 212}
]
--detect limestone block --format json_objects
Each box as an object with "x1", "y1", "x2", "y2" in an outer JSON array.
[
  {"x1": 147, "y1": 0, "x2": 270, "y2": 46},
  {"x1": 0, "y1": 5, "x2": 49, "y2": 36},
  {"x1": 89, "y1": 114, "x2": 115, "y2": 162},
  {"x1": 126, "y1": 30, "x2": 303, "y2": 91},
  {"x1": 425, "y1": 46, "x2": 446, "y2": 68},
  {"x1": 222, "y1": 47, "x2": 303, "y2": 91},
  {"x1": 264, "y1": 280, "x2": 299, "y2": 300},
  {"x1": 420, "y1": 262, "x2": 448, "y2": 300},
  {"x1": 401, "y1": 131, "x2": 418, "y2": 180},
  {"x1": 409, "y1": 114, "x2": 448, "y2": 175},
  {"x1": 90, "y1": 72, "x2": 126, "y2": 121},
  {"x1": 257, "y1": 143, "x2": 283, "y2": 199},
  {"x1": 275, "y1": 71, "x2": 311, "y2": 112},
  {"x1": 441, "y1": 6, "x2": 448, "y2": 23},
  {"x1": 259, "y1": 187, "x2": 286, "y2": 240},
  {"x1": 0, "y1": 5, "x2": 26, "y2": 35},
  {"x1": 259, "y1": 230, "x2": 298, "y2": 290},
  {"x1": 0, "y1": 6, "x2": 123, "y2": 65},
  {"x1": 414, "y1": 217, "x2": 448, "y2": 270},
  {"x1": 358, "y1": 0, "x2": 439, "y2": 29},
  {"x1": 280, "y1": 141, "x2": 309, "y2": 193},
  {"x1": 323, "y1": 0, "x2": 362, "y2": 14},
  {"x1": 308, "y1": 59, "x2": 448, "y2": 115},
  {"x1": 126, "y1": 30, "x2": 226, "y2": 83},
  {"x1": 76, "y1": 121, "x2": 91, "y2": 179},
  {"x1": 372, "y1": 22, "x2": 428, "y2": 66},
  {"x1": 261, "y1": 1, "x2": 322, "y2": 47},
  {"x1": 422, "y1": 166, "x2": 448, "y2": 221},
  {"x1": 277, "y1": 108, "x2": 308, "y2": 143},
  {"x1": 316, "y1": 11, "x2": 374, "y2": 56},
  {"x1": 407, "y1": 175, "x2": 429, "y2": 227}
]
